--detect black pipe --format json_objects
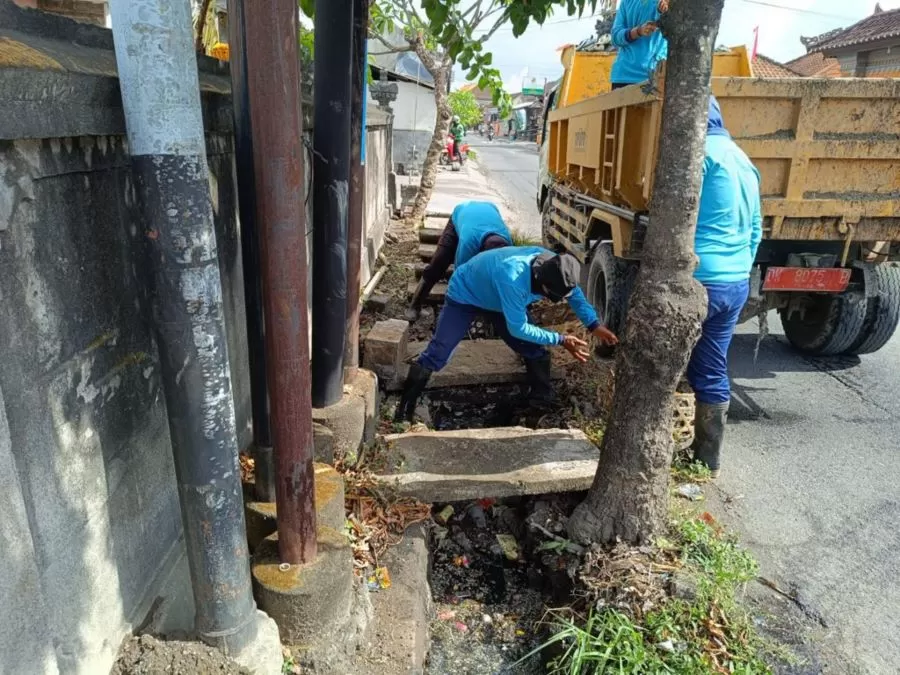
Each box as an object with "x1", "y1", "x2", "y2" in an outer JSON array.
[
  {"x1": 227, "y1": 0, "x2": 275, "y2": 502},
  {"x1": 311, "y1": 0, "x2": 354, "y2": 408},
  {"x1": 109, "y1": 0, "x2": 257, "y2": 652}
]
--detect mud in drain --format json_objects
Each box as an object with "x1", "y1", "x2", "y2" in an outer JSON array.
[
  {"x1": 425, "y1": 494, "x2": 584, "y2": 675},
  {"x1": 425, "y1": 384, "x2": 525, "y2": 430}
]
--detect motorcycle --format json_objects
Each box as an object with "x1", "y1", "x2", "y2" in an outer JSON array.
[
  {"x1": 439, "y1": 136, "x2": 468, "y2": 170},
  {"x1": 486, "y1": 126, "x2": 494, "y2": 142}
]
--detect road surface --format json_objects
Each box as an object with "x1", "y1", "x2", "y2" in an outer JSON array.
[
  {"x1": 471, "y1": 137, "x2": 900, "y2": 673},
  {"x1": 468, "y1": 135, "x2": 542, "y2": 240}
]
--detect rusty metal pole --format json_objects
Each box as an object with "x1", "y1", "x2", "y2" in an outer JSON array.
[
  {"x1": 244, "y1": 0, "x2": 316, "y2": 564},
  {"x1": 344, "y1": 0, "x2": 369, "y2": 382}
]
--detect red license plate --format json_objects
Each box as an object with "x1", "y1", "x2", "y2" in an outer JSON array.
[{"x1": 762, "y1": 267, "x2": 851, "y2": 292}]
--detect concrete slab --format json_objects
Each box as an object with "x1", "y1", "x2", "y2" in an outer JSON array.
[
  {"x1": 424, "y1": 216, "x2": 449, "y2": 231},
  {"x1": 353, "y1": 524, "x2": 432, "y2": 674},
  {"x1": 377, "y1": 427, "x2": 598, "y2": 503},
  {"x1": 419, "y1": 243, "x2": 437, "y2": 261},
  {"x1": 313, "y1": 369, "x2": 379, "y2": 462},
  {"x1": 384, "y1": 340, "x2": 563, "y2": 391},
  {"x1": 413, "y1": 261, "x2": 453, "y2": 279},
  {"x1": 418, "y1": 227, "x2": 443, "y2": 244},
  {"x1": 407, "y1": 280, "x2": 446, "y2": 303}
]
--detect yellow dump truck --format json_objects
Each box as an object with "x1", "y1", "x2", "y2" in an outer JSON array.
[{"x1": 537, "y1": 45, "x2": 900, "y2": 356}]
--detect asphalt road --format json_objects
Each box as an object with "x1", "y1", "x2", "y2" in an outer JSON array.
[
  {"x1": 472, "y1": 137, "x2": 900, "y2": 673},
  {"x1": 467, "y1": 135, "x2": 542, "y2": 240}
]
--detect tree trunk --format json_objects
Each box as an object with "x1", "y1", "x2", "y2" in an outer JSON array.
[
  {"x1": 409, "y1": 56, "x2": 451, "y2": 224},
  {"x1": 568, "y1": 0, "x2": 724, "y2": 546}
]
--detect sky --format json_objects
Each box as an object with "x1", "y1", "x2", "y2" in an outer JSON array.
[{"x1": 451, "y1": 0, "x2": 900, "y2": 92}]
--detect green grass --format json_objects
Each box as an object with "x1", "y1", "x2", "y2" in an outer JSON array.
[
  {"x1": 510, "y1": 228, "x2": 541, "y2": 246},
  {"x1": 526, "y1": 514, "x2": 772, "y2": 674}
]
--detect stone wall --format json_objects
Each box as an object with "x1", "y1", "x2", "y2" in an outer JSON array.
[{"x1": 0, "y1": 3, "x2": 392, "y2": 674}]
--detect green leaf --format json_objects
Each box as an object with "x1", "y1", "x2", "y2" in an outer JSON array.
[{"x1": 299, "y1": 0, "x2": 314, "y2": 19}]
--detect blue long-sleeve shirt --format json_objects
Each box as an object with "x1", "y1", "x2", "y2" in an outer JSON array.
[
  {"x1": 610, "y1": 0, "x2": 668, "y2": 85},
  {"x1": 452, "y1": 201, "x2": 513, "y2": 267},
  {"x1": 695, "y1": 137, "x2": 763, "y2": 285},
  {"x1": 447, "y1": 246, "x2": 600, "y2": 346}
]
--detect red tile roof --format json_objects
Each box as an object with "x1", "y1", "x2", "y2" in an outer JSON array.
[
  {"x1": 809, "y1": 6, "x2": 900, "y2": 53},
  {"x1": 784, "y1": 51, "x2": 842, "y2": 78},
  {"x1": 751, "y1": 54, "x2": 800, "y2": 78}
]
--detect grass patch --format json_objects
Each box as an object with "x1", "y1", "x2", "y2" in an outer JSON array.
[
  {"x1": 527, "y1": 512, "x2": 772, "y2": 674},
  {"x1": 510, "y1": 228, "x2": 541, "y2": 246}
]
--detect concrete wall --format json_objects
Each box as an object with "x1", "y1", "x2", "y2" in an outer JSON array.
[
  {"x1": 0, "y1": 4, "x2": 392, "y2": 674},
  {"x1": 368, "y1": 79, "x2": 434, "y2": 174}
]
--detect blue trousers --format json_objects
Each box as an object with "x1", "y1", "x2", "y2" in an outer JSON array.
[
  {"x1": 687, "y1": 280, "x2": 750, "y2": 405},
  {"x1": 418, "y1": 299, "x2": 547, "y2": 372}
]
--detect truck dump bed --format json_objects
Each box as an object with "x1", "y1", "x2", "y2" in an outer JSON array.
[{"x1": 546, "y1": 75, "x2": 900, "y2": 244}]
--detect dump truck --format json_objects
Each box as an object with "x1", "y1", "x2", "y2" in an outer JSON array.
[{"x1": 537, "y1": 45, "x2": 900, "y2": 356}]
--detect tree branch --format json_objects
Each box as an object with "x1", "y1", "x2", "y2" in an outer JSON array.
[
  {"x1": 369, "y1": 31, "x2": 411, "y2": 54},
  {"x1": 478, "y1": 6, "x2": 512, "y2": 43}
]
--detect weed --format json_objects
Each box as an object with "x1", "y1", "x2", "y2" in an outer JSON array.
[
  {"x1": 671, "y1": 458, "x2": 712, "y2": 484},
  {"x1": 530, "y1": 515, "x2": 773, "y2": 674},
  {"x1": 510, "y1": 228, "x2": 541, "y2": 246}
]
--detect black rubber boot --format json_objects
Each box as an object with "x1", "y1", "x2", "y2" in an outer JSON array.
[
  {"x1": 394, "y1": 362, "x2": 433, "y2": 422},
  {"x1": 691, "y1": 401, "x2": 729, "y2": 478},
  {"x1": 524, "y1": 354, "x2": 556, "y2": 408},
  {"x1": 405, "y1": 279, "x2": 428, "y2": 322}
]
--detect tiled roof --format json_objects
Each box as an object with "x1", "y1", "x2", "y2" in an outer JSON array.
[
  {"x1": 809, "y1": 6, "x2": 900, "y2": 53},
  {"x1": 751, "y1": 54, "x2": 800, "y2": 78},
  {"x1": 784, "y1": 51, "x2": 842, "y2": 78}
]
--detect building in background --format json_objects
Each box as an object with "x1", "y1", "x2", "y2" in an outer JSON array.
[
  {"x1": 368, "y1": 33, "x2": 436, "y2": 175},
  {"x1": 799, "y1": 4, "x2": 900, "y2": 78},
  {"x1": 11, "y1": 0, "x2": 108, "y2": 25}
]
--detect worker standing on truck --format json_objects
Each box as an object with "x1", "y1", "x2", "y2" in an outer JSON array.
[
  {"x1": 610, "y1": 0, "x2": 669, "y2": 89},
  {"x1": 395, "y1": 248, "x2": 619, "y2": 422},
  {"x1": 688, "y1": 96, "x2": 762, "y2": 478},
  {"x1": 407, "y1": 201, "x2": 514, "y2": 321}
]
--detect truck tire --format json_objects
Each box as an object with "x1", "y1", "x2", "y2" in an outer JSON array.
[
  {"x1": 780, "y1": 291, "x2": 868, "y2": 356},
  {"x1": 587, "y1": 242, "x2": 638, "y2": 355},
  {"x1": 846, "y1": 264, "x2": 900, "y2": 355}
]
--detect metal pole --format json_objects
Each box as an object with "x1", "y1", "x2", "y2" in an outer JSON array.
[
  {"x1": 244, "y1": 0, "x2": 317, "y2": 564},
  {"x1": 344, "y1": 0, "x2": 369, "y2": 382},
  {"x1": 227, "y1": 0, "x2": 276, "y2": 503},
  {"x1": 312, "y1": 0, "x2": 353, "y2": 407},
  {"x1": 109, "y1": 0, "x2": 257, "y2": 651}
]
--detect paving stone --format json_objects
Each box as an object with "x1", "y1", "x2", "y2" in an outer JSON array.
[
  {"x1": 377, "y1": 427, "x2": 598, "y2": 503},
  {"x1": 385, "y1": 340, "x2": 563, "y2": 391},
  {"x1": 407, "y1": 280, "x2": 446, "y2": 303},
  {"x1": 365, "y1": 293, "x2": 390, "y2": 312},
  {"x1": 363, "y1": 319, "x2": 410, "y2": 379}
]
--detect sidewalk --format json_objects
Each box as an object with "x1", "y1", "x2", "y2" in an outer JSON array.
[{"x1": 397, "y1": 162, "x2": 513, "y2": 223}]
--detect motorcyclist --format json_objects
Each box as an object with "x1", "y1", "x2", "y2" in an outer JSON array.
[{"x1": 449, "y1": 115, "x2": 465, "y2": 163}]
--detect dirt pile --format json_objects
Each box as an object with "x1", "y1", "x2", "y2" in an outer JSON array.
[{"x1": 111, "y1": 635, "x2": 251, "y2": 675}]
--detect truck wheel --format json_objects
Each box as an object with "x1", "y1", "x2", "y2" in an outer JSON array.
[
  {"x1": 846, "y1": 264, "x2": 900, "y2": 355},
  {"x1": 587, "y1": 242, "x2": 638, "y2": 356},
  {"x1": 780, "y1": 291, "x2": 868, "y2": 356}
]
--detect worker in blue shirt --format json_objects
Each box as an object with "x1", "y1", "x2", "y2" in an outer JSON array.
[
  {"x1": 610, "y1": 0, "x2": 669, "y2": 88},
  {"x1": 687, "y1": 96, "x2": 762, "y2": 478},
  {"x1": 395, "y1": 247, "x2": 619, "y2": 422},
  {"x1": 407, "y1": 201, "x2": 513, "y2": 321}
]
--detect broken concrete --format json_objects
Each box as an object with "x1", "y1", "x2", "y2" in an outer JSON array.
[
  {"x1": 353, "y1": 524, "x2": 432, "y2": 674},
  {"x1": 363, "y1": 319, "x2": 409, "y2": 384},
  {"x1": 407, "y1": 280, "x2": 447, "y2": 303},
  {"x1": 312, "y1": 368, "x2": 379, "y2": 462},
  {"x1": 377, "y1": 427, "x2": 598, "y2": 503},
  {"x1": 385, "y1": 340, "x2": 563, "y2": 391}
]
